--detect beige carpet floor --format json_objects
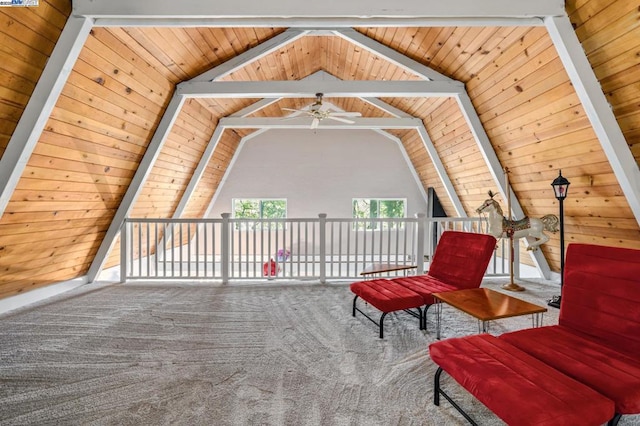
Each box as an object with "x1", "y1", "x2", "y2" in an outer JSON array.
[{"x1": 0, "y1": 277, "x2": 637, "y2": 426}]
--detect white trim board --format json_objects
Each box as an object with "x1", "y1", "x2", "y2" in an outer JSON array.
[{"x1": 0, "y1": 277, "x2": 89, "y2": 316}]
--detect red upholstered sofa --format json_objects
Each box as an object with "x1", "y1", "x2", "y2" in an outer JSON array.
[
  {"x1": 429, "y1": 243, "x2": 640, "y2": 426},
  {"x1": 350, "y1": 231, "x2": 497, "y2": 338}
]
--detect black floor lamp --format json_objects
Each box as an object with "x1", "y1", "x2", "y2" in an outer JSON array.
[{"x1": 548, "y1": 170, "x2": 570, "y2": 309}]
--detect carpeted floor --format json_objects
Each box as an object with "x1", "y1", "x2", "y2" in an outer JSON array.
[{"x1": 0, "y1": 277, "x2": 637, "y2": 426}]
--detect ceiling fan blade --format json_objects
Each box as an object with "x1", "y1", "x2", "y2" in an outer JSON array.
[
  {"x1": 281, "y1": 107, "x2": 307, "y2": 113},
  {"x1": 311, "y1": 117, "x2": 320, "y2": 129},
  {"x1": 325, "y1": 116, "x2": 356, "y2": 124}
]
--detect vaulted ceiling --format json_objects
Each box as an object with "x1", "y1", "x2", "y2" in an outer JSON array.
[{"x1": 0, "y1": 0, "x2": 639, "y2": 299}]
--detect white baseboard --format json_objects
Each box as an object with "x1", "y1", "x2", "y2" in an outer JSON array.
[{"x1": 0, "y1": 276, "x2": 89, "y2": 316}]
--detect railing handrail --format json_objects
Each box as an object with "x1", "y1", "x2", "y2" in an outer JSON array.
[{"x1": 121, "y1": 214, "x2": 507, "y2": 283}]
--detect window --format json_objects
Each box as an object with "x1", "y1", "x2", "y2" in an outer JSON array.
[
  {"x1": 352, "y1": 198, "x2": 406, "y2": 229},
  {"x1": 233, "y1": 199, "x2": 287, "y2": 229}
]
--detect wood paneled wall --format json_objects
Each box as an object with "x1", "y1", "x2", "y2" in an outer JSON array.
[
  {"x1": 0, "y1": 0, "x2": 74, "y2": 297},
  {"x1": 568, "y1": 0, "x2": 640, "y2": 246},
  {"x1": 0, "y1": 0, "x2": 70, "y2": 158},
  {"x1": 361, "y1": 19, "x2": 640, "y2": 272},
  {"x1": 0, "y1": 19, "x2": 281, "y2": 298}
]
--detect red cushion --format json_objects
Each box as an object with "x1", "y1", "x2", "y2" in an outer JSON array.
[
  {"x1": 392, "y1": 275, "x2": 457, "y2": 305},
  {"x1": 428, "y1": 231, "x2": 497, "y2": 289},
  {"x1": 350, "y1": 279, "x2": 423, "y2": 313},
  {"x1": 561, "y1": 243, "x2": 640, "y2": 357},
  {"x1": 430, "y1": 334, "x2": 615, "y2": 426},
  {"x1": 500, "y1": 325, "x2": 640, "y2": 414}
]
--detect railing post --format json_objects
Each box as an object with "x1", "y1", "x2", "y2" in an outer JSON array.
[
  {"x1": 319, "y1": 213, "x2": 327, "y2": 283},
  {"x1": 221, "y1": 213, "x2": 230, "y2": 284},
  {"x1": 416, "y1": 213, "x2": 426, "y2": 275},
  {"x1": 120, "y1": 220, "x2": 127, "y2": 283}
]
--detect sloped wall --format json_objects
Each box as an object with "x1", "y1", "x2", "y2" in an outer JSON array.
[
  {"x1": 0, "y1": 0, "x2": 75, "y2": 297},
  {"x1": 0, "y1": 21, "x2": 279, "y2": 299},
  {"x1": 362, "y1": 22, "x2": 640, "y2": 272}
]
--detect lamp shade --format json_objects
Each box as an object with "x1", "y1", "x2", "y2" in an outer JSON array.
[{"x1": 551, "y1": 170, "x2": 570, "y2": 200}]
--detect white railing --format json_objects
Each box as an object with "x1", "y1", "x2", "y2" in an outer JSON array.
[{"x1": 120, "y1": 214, "x2": 514, "y2": 282}]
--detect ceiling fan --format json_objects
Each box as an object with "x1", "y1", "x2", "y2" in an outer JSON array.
[{"x1": 281, "y1": 93, "x2": 362, "y2": 129}]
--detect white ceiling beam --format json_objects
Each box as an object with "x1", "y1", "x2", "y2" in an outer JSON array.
[
  {"x1": 191, "y1": 29, "x2": 309, "y2": 82},
  {"x1": 87, "y1": 93, "x2": 187, "y2": 282},
  {"x1": 546, "y1": 15, "x2": 640, "y2": 226},
  {"x1": 229, "y1": 70, "x2": 358, "y2": 117},
  {"x1": 177, "y1": 80, "x2": 464, "y2": 98},
  {"x1": 230, "y1": 98, "x2": 282, "y2": 117},
  {"x1": 228, "y1": 70, "x2": 345, "y2": 118},
  {"x1": 360, "y1": 98, "x2": 413, "y2": 118},
  {"x1": 171, "y1": 126, "x2": 226, "y2": 218},
  {"x1": 416, "y1": 125, "x2": 466, "y2": 217},
  {"x1": 91, "y1": 17, "x2": 547, "y2": 28},
  {"x1": 0, "y1": 16, "x2": 93, "y2": 219},
  {"x1": 375, "y1": 130, "x2": 431, "y2": 210},
  {"x1": 302, "y1": 70, "x2": 413, "y2": 118},
  {"x1": 332, "y1": 29, "x2": 452, "y2": 82},
  {"x1": 75, "y1": 0, "x2": 562, "y2": 27},
  {"x1": 455, "y1": 92, "x2": 551, "y2": 278},
  {"x1": 220, "y1": 117, "x2": 422, "y2": 130}
]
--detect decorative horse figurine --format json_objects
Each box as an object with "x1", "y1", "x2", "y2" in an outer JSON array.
[{"x1": 476, "y1": 191, "x2": 559, "y2": 251}]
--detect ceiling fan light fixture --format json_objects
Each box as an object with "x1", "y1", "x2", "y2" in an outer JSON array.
[{"x1": 280, "y1": 92, "x2": 361, "y2": 128}]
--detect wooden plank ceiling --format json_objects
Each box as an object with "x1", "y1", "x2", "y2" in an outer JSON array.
[{"x1": 0, "y1": 0, "x2": 638, "y2": 299}]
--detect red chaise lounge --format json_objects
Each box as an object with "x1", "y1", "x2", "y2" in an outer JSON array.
[
  {"x1": 429, "y1": 242, "x2": 640, "y2": 425},
  {"x1": 350, "y1": 231, "x2": 497, "y2": 338}
]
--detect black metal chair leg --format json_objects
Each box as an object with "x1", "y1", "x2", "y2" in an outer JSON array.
[
  {"x1": 352, "y1": 295, "x2": 359, "y2": 317},
  {"x1": 608, "y1": 413, "x2": 622, "y2": 426},
  {"x1": 434, "y1": 367, "x2": 443, "y2": 405},
  {"x1": 423, "y1": 304, "x2": 432, "y2": 330},
  {"x1": 433, "y1": 366, "x2": 479, "y2": 426},
  {"x1": 379, "y1": 312, "x2": 388, "y2": 338}
]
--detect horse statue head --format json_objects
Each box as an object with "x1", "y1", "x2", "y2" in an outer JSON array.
[
  {"x1": 476, "y1": 190, "x2": 504, "y2": 216},
  {"x1": 475, "y1": 190, "x2": 559, "y2": 250}
]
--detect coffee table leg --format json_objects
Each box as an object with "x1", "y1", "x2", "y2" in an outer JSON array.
[
  {"x1": 532, "y1": 312, "x2": 544, "y2": 327},
  {"x1": 435, "y1": 301, "x2": 442, "y2": 340}
]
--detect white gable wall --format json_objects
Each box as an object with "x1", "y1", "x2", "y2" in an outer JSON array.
[{"x1": 207, "y1": 129, "x2": 428, "y2": 219}]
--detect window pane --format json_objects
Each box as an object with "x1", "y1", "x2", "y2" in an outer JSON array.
[
  {"x1": 353, "y1": 199, "x2": 370, "y2": 219},
  {"x1": 353, "y1": 198, "x2": 405, "y2": 230},
  {"x1": 233, "y1": 199, "x2": 287, "y2": 230},
  {"x1": 234, "y1": 199, "x2": 260, "y2": 219},
  {"x1": 380, "y1": 200, "x2": 405, "y2": 218},
  {"x1": 261, "y1": 200, "x2": 287, "y2": 219}
]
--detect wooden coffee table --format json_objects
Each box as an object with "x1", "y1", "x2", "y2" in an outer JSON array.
[{"x1": 432, "y1": 288, "x2": 547, "y2": 339}]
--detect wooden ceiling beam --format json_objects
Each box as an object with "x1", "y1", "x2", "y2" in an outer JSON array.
[
  {"x1": 177, "y1": 80, "x2": 465, "y2": 98},
  {"x1": 74, "y1": 0, "x2": 561, "y2": 27},
  {"x1": 91, "y1": 17, "x2": 546, "y2": 28},
  {"x1": 219, "y1": 117, "x2": 422, "y2": 130},
  {"x1": 416, "y1": 125, "x2": 466, "y2": 217}
]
